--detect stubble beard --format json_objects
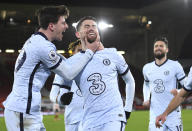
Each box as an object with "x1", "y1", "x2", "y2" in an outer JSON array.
[
  {"x1": 154, "y1": 52, "x2": 166, "y2": 60},
  {"x1": 87, "y1": 35, "x2": 97, "y2": 43}
]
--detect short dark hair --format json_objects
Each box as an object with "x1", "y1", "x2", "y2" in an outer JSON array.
[
  {"x1": 76, "y1": 16, "x2": 97, "y2": 31},
  {"x1": 154, "y1": 36, "x2": 168, "y2": 47},
  {"x1": 36, "y1": 5, "x2": 69, "y2": 29}
]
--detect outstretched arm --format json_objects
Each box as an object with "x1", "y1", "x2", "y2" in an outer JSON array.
[
  {"x1": 156, "y1": 66, "x2": 192, "y2": 128},
  {"x1": 52, "y1": 49, "x2": 94, "y2": 81},
  {"x1": 155, "y1": 88, "x2": 189, "y2": 128}
]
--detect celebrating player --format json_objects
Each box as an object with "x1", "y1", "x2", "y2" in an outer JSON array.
[
  {"x1": 3, "y1": 6, "x2": 99, "y2": 131},
  {"x1": 142, "y1": 36, "x2": 185, "y2": 131},
  {"x1": 54, "y1": 16, "x2": 135, "y2": 131},
  {"x1": 156, "y1": 66, "x2": 192, "y2": 129}
]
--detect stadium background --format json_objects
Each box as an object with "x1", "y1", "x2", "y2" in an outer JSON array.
[{"x1": 0, "y1": 0, "x2": 192, "y2": 130}]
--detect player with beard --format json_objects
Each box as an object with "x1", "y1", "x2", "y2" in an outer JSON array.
[
  {"x1": 53, "y1": 16, "x2": 135, "y2": 131},
  {"x1": 155, "y1": 66, "x2": 192, "y2": 129},
  {"x1": 142, "y1": 36, "x2": 186, "y2": 131}
]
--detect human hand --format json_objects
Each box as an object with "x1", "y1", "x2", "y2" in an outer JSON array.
[
  {"x1": 155, "y1": 113, "x2": 167, "y2": 128},
  {"x1": 170, "y1": 89, "x2": 178, "y2": 96},
  {"x1": 142, "y1": 100, "x2": 150, "y2": 108},
  {"x1": 60, "y1": 92, "x2": 73, "y2": 105},
  {"x1": 84, "y1": 34, "x2": 100, "y2": 53}
]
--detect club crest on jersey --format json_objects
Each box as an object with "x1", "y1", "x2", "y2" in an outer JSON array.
[
  {"x1": 103, "y1": 59, "x2": 111, "y2": 66},
  {"x1": 164, "y1": 70, "x2": 169, "y2": 76},
  {"x1": 49, "y1": 50, "x2": 58, "y2": 63}
]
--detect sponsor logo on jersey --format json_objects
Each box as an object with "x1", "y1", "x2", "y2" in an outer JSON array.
[
  {"x1": 103, "y1": 59, "x2": 111, "y2": 66},
  {"x1": 154, "y1": 79, "x2": 165, "y2": 93},
  {"x1": 87, "y1": 73, "x2": 106, "y2": 95}
]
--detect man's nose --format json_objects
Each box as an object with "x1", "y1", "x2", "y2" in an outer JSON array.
[{"x1": 65, "y1": 23, "x2": 69, "y2": 29}]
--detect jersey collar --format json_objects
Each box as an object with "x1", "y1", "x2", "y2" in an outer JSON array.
[
  {"x1": 155, "y1": 59, "x2": 168, "y2": 67},
  {"x1": 35, "y1": 32, "x2": 48, "y2": 40}
]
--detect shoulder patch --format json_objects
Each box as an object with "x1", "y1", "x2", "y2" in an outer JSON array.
[{"x1": 49, "y1": 50, "x2": 58, "y2": 63}]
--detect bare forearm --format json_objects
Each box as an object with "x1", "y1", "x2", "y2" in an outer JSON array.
[
  {"x1": 164, "y1": 95, "x2": 184, "y2": 115},
  {"x1": 164, "y1": 88, "x2": 188, "y2": 116}
]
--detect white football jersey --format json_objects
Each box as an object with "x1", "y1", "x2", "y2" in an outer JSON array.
[
  {"x1": 63, "y1": 81, "x2": 84, "y2": 125},
  {"x1": 184, "y1": 66, "x2": 192, "y2": 91},
  {"x1": 143, "y1": 59, "x2": 185, "y2": 122},
  {"x1": 3, "y1": 32, "x2": 62, "y2": 115},
  {"x1": 75, "y1": 48, "x2": 128, "y2": 129},
  {"x1": 52, "y1": 74, "x2": 84, "y2": 125}
]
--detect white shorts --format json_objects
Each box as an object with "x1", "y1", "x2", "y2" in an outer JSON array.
[
  {"x1": 83, "y1": 121, "x2": 126, "y2": 131},
  {"x1": 4, "y1": 108, "x2": 46, "y2": 131},
  {"x1": 149, "y1": 119, "x2": 183, "y2": 131},
  {"x1": 65, "y1": 121, "x2": 82, "y2": 131}
]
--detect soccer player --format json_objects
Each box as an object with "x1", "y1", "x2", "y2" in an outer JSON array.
[
  {"x1": 142, "y1": 36, "x2": 186, "y2": 131},
  {"x1": 70, "y1": 16, "x2": 135, "y2": 131},
  {"x1": 156, "y1": 66, "x2": 192, "y2": 129},
  {"x1": 50, "y1": 40, "x2": 84, "y2": 131},
  {"x1": 3, "y1": 6, "x2": 99, "y2": 131}
]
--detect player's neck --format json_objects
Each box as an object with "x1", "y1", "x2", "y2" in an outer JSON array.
[
  {"x1": 155, "y1": 56, "x2": 167, "y2": 65},
  {"x1": 38, "y1": 28, "x2": 53, "y2": 41},
  {"x1": 97, "y1": 42, "x2": 104, "y2": 51}
]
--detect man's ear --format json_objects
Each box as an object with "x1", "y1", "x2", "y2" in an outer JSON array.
[
  {"x1": 166, "y1": 48, "x2": 169, "y2": 53},
  {"x1": 75, "y1": 32, "x2": 80, "y2": 39},
  {"x1": 48, "y1": 23, "x2": 55, "y2": 32}
]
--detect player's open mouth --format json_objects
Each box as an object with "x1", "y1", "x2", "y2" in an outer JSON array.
[
  {"x1": 88, "y1": 33, "x2": 96, "y2": 37},
  {"x1": 155, "y1": 50, "x2": 162, "y2": 53}
]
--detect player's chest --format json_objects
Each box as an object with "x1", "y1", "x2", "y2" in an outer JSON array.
[
  {"x1": 146, "y1": 66, "x2": 176, "y2": 83},
  {"x1": 83, "y1": 57, "x2": 116, "y2": 75}
]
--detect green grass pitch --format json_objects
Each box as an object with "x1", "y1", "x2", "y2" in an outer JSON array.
[{"x1": 0, "y1": 110, "x2": 191, "y2": 131}]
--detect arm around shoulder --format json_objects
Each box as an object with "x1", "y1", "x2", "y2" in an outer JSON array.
[{"x1": 52, "y1": 49, "x2": 94, "y2": 80}]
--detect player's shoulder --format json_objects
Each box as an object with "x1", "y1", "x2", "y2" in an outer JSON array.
[
  {"x1": 104, "y1": 47, "x2": 123, "y2": 57},
  {"x1": 106, "y1": 48, "x2": 126, "y2": 61},
  {"x1": 102, "y1": 48, "x2": 117, "y2": 54},
  {"x1": 188, "y1": 66, "x2": 192, "y2": 74},
  {"x1": 30, "y1": 34, "x2": 56, "y2": 49},
  {"x1": 143, "y1": 61, "x2": 155, "y2": 69},
  {"x1": 167, "y1": 59, "x2": 182, "y2": 67}
]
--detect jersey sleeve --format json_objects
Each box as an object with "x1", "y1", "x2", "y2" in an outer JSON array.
[
  {"x1": 142, "y1": 65, "x2": 150, "y2": 102},
  {"x1": 142, "y1": 65, "x2": 149, "y2": 82},
  {"x1": 38, "y1": 42, "x2": 62, "y2": 69},
  {"x1": 175, "y1": 61, "x2": 185, "y2": 81},
  {"x1": 115, "y1": 53, "x2": 129, "y2": 76},
  {"x1": 184, "y1": 67, "x2": 192, "y2": 91},
  {"x1": 53, "y1": 74, "x2": 73, "y2": 90}
]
